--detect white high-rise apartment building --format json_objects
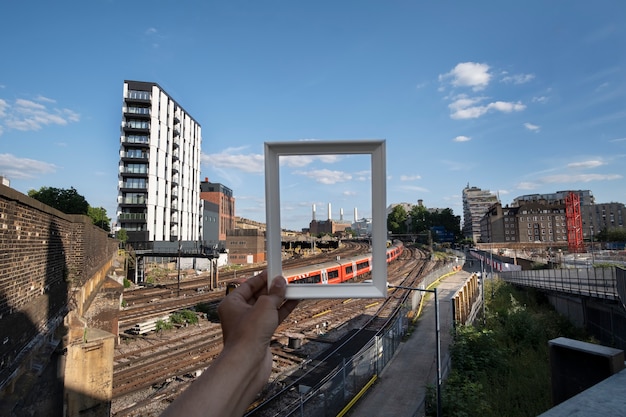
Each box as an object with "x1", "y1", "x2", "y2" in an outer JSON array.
[
  {"x1": 117, "y1": 81, "x2": 202, "y2": 247},
  {"x1": 462, "y1": 185, "x2": 499, "y2": 242}
]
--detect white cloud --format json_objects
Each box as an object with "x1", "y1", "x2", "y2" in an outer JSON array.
[
  {"x1": 439, "y1": 62, "x2": 492, "y2": 91},
  {"x1": 0, "y1": 97, "x2": 80, "y2": 132},
  {"x1": 281, "y1": 154, "x2": 343, "y2": 168},
  {"x1": 532, "y1": 96, "x2": 548, "y2": 103},
  {"x1": 610, "y1": 137, "x2": 626, "y2": 142},
  {"x1": 201, "y1": 149, "x2": 264, "y2": 173},
  {"x1": 501, "y1": 73, "x2": 535, "y2": 84},
  {"x1": 543, "y1": 173, "x2": 622, "y2": 183},
  {"x1": 397, "y1": 185, "x2": 430, "y2": 193},
  {"x1": 567, "y1": 160, "x2": 605, "y2": 169},
  {"x1": 453, "y1": 135, "x2": 471, "y2": 142},
  {"x1": 293, "y1": 168, "x2": 351, "y2": 185},
  {"x1": 400, "y1": 174, "x2": 422, "y2": 181},
  {"x1": 524, "y1": 122, "x2": 540, "y2": 132},
  {"x1": 448, "y1": 95, "x2": 526, "y2": 119},
  {"x1": 0, "y1": 153, "x2": 57, "y2": 179},
  {"x1": 517, "y1": 172, "x2": 621, "y2": 190}
]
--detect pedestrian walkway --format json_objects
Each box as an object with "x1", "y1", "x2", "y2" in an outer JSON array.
[{"x1": 347, "y1": 267, "x2": 476, "y2": 417}]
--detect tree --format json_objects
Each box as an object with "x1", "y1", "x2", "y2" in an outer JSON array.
[
  {"x1": 117, "y1": 228, "x2": 128, "y2": 244},
  {"x1": 88, "y1": 206, "x2": 111, "y2": 232},
  {"x1": 409, "y1": 205, "x2": 431, "y2": 233},
  {"x1": 28, "y1": 186, "x2": 89, "y2": 215},
  {"x1": 387, "y1": 205, "x2": 408, "y2": 234}
]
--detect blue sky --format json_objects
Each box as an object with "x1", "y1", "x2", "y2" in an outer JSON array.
[{"x1": 1, "y1": 1, "x2": 625, "y2": 231}]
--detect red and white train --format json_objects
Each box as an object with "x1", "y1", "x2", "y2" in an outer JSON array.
[{"x1": 283, "y1": 240, "x2": 404, "y2": 285}]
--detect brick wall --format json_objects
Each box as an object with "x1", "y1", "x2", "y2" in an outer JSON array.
[{"x1": 0, "y1": 184, "x2": 117, "y2": 386}]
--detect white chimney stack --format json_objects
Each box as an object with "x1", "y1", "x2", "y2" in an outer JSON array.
[
  {"x1": 354, "y1": 207, "x2": 358, "y2": 222},
  {"x1": 340, "y1": 208, "x2": 344, "y2": 221},
  {"x1": 328, "y1": 203, "x2": 332, "y2": 220},
  {"x1": 312, "y1": 204, "x2": 316, "y2": 221}
]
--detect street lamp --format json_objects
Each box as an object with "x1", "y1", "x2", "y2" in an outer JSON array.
[{"x1": 387, "y1": 283, "x2": 442, "y2": 417}]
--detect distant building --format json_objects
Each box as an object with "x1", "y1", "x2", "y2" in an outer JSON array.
[
  {"x1": 462, "y1": 185, "x2": 499, "y2": 242},
  {"x1": 116, "y1": 80, "x2": 202, "y2": 248},
  {"x1": 512, "y1": 190, "x2": 595, "y2": 207},
  {"x1": 582, "y1": 202, "x2": 626, "y2": 239},
  {"x1": 352, "y1": 217, "x2": 372, "y2": 237},
  {"x1": 200, "y1": 178, "x2": 236, "y2": 243},
  {"x1": 309, "y1": 219, "x2": 350, "y2": 236},
  {"x1": 479, "y1": 201, "x2": 568, "y2": 244},
  {"x1": 202, "y1": 200, "x2": 220, "y2": 250},
  {"x1": 226, "y1": 229, "x2": 265, "y2": 264}
]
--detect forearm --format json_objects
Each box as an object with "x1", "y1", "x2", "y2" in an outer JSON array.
[{"x1": 161, "y1": 345, "x2": 266, "y2": 417}]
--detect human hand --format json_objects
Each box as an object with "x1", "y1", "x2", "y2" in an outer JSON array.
[
  {"x1": 161, "y1": 272, "x2": 298, "y2": 417},
  {"x1": 217, "y1": 272, "x2": 299, "y2": 392}
]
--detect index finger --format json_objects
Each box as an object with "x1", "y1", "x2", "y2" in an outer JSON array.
[{"x1": 234, "y1": 271, "x2": 268, "y2": 301}]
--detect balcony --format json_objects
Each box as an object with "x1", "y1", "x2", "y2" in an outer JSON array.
[
  {"x1": 124, "y1": 106, "x2": 151, "y2": 119},
  {"x1": 118, "y1": 212, "x2": 147, "y2": 222},
  {"x1": 125, "y1": 91, "x2": 151, "y2": 103},
  {"x1": 173, "y1": 127, "x2": 180, "y2": 137},
  {"x1": 122, "y1": 120, "x2": 150, "y2": 133},
  {"x1": 120, "y1": 166, "x2": 149, "y2": 177},
  {"x1": 172, "y1": 162, "x2": 179, "y2": 173},
  {"x1": 172, "y1": 149, "x2": 179, "y2": 160},
  {"x1": 171, "y1": 175, "x2": 179, "y2": 186},
  {"x1": 122, "y1": 135, "x2": 150, "y2": 147},
  {"x1": 121, "y1": 151, "x2": 149, "y2": 162}
]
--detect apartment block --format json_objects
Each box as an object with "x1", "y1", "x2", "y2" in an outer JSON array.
[
  {"x1": 462, "y1": 185, "x2": 499, "y2": 242},
  {"x1": 117, "y1": 81, "x2": 202, "y2": 247}
]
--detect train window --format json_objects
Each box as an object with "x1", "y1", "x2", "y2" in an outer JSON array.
[
  {"x1": 328, "y1": 270, "x2": 339, "y2": 279},
  {"x1": 356, "y1": 261, "x2": 370, "y2": 270},
  {"x1": 345, "y1": 265, "x2": 353, "y2": 274},
  {"x1": 293, "y1": 274, "x2": 321, "y2": 284},
  {"x1": 265, "y1": 139, "x2": 388, "y2": 299}
]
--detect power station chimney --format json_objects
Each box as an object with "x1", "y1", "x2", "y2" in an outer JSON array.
[
  {"x1": 354, "y1": 207, "x2": 358, "y2": 222},
  {"x1": 340, "y1": 208, "x2": 344, "y2": 221},
  {"x1": 328, "y1": 203, "x2": 332, "y2": 220},
  {"x1": 312, "y1": 204, "x2": 316, "y2": 221}
]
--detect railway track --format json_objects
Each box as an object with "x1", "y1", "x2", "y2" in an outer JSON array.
[{"x1": 111, "y1": 244, "x2": 430, "y2": 416}]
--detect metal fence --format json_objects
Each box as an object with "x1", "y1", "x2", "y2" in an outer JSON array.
[
  {"x1": 500, "y1": 267, "x2": 620, "y2": 301},
  {"x1": 274, "y1": 262, "x2": 460, "y2": 417}
]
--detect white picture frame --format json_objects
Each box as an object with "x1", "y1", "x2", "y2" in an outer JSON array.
[{"x1": 264, "y1": 139, "x2": 387, "y2": 299}]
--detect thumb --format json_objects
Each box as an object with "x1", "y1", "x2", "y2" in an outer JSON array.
[{"x1": 267, "y1": 275, "x2": 287, "y2": 306}]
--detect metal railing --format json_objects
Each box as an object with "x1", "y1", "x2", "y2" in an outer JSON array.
[
  {"x1": 249, "y1": 262, "x2": 460, "y2": 417},
  {"x1": 500, "y1": 267, "x2": 619, "y2": 301}
]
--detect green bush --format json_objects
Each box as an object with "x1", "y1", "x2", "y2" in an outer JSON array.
[
  {"x1": 427, "y1": 280, "x2": 589, "y2": 417},
  {"x1": 123, "y1": 278, "x2": 131, "y2": 288}
]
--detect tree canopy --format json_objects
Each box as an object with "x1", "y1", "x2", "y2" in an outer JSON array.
[
  {"x1": 387, "y1": 205, "x2": 408, "y2": 234},
  {"x1": 29, "y1": 186, "x2": 89, "y2": 215},
  {"x1": 28, "y1": 186, "x2": 110, "y2": 232},
  {"x1": 388, "y1": 203, "x2": 462, "y2": 241}
]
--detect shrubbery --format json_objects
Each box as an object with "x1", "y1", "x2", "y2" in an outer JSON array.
[{"x1": 426, "y1": 279, "x2": 587, "y2": 417}]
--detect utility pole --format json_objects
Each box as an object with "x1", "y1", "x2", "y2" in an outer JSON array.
[{"x1": 177, "y1": 237, "x2": 182, "y2": 297}]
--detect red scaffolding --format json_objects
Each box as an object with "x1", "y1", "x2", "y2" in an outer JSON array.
[{"x1": 565, "y1": 192, "x2": 585, "y2": 253}]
